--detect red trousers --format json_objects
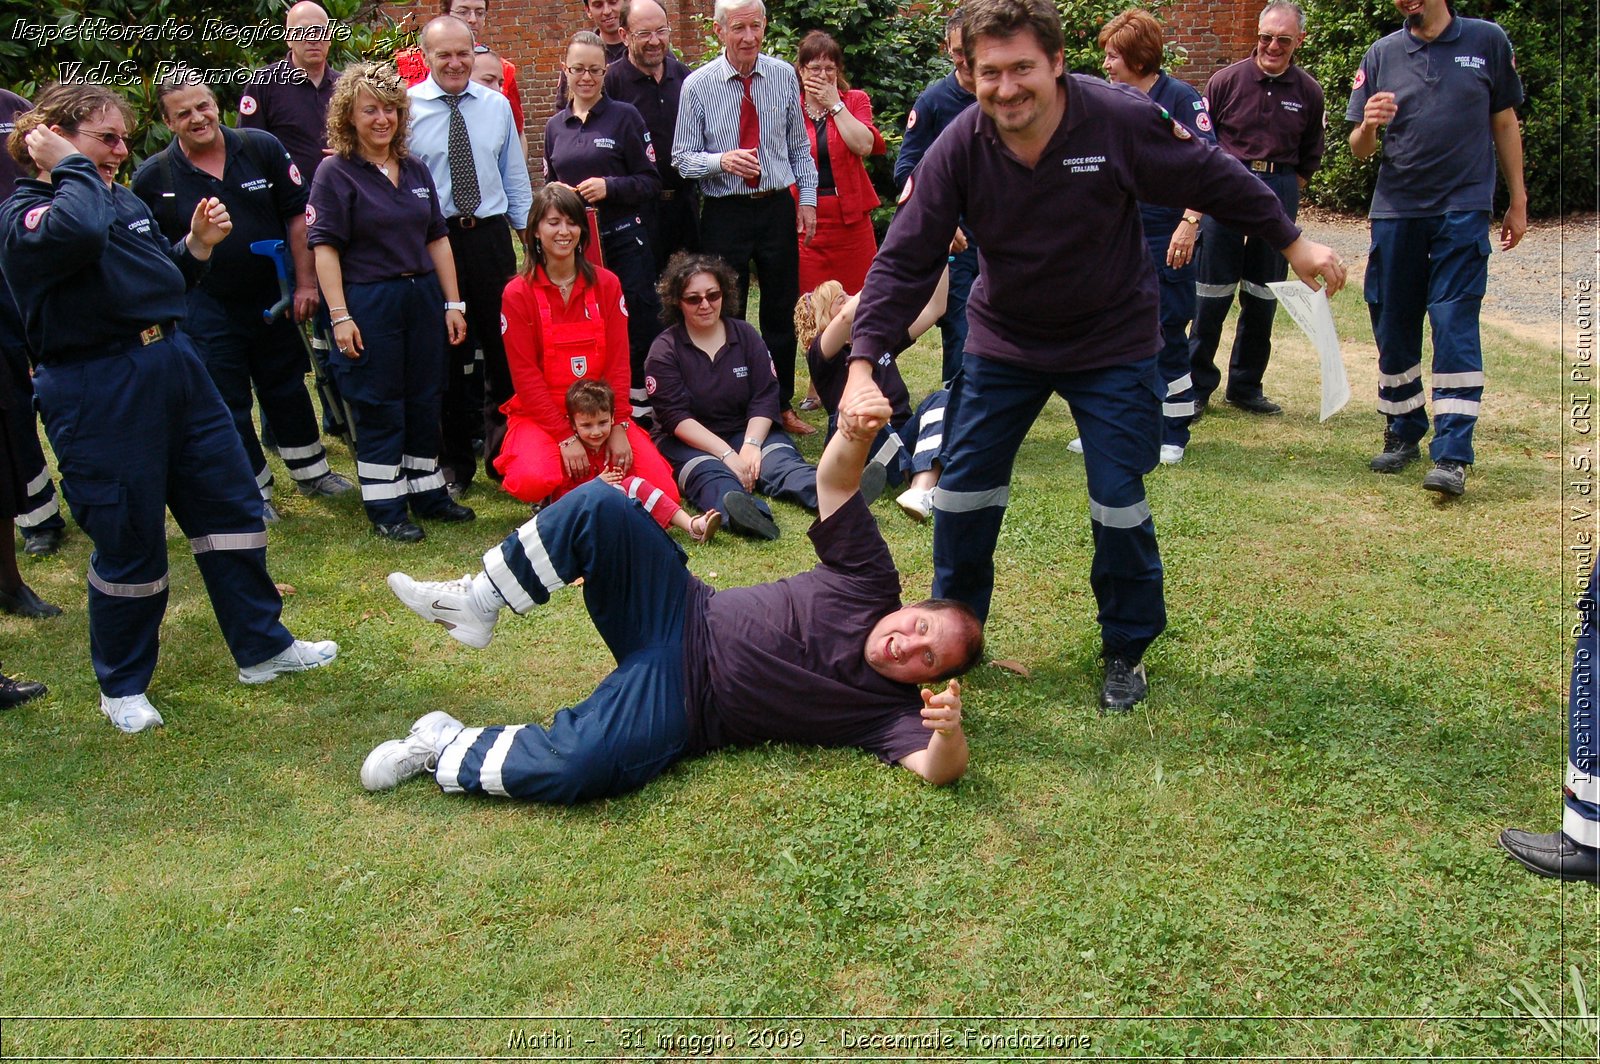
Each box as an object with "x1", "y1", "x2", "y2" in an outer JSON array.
[{"x1": 496, "y1": 417, "x2": 681, "y2": 521}]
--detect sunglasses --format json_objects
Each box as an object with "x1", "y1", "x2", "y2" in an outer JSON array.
[
  {"x1": 1256, "y1": 33, "x2": 1297, "y2": 48},
  {"x1": 70, "y1": 127, "x2": 126, "y2": 148},
  {"x1": 681, "y1": 290, "x2": 723, "y2": 306}
]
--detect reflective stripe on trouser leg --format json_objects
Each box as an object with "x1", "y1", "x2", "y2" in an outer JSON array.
[
  {"x1": 1188, "y1": 214, "x2": 1246, "y2": 404},
  {"x1": 1225, "y1": 170, "x2": 1296, "y2": 400},
  {"x1": 1366, "y1": 217, "x2": 1432, "y2": 444},
  {"x1": 619, "y1": 475, "x2": 678, "y2": 530},
  {"x1": 1567, "y1": 569, "x2": 1600, "y2": 847},
  {"x1": 901, "y1": 390, "x2": 948, "y2": 477},
  {"x1": 433, "y1": 643, "x2": 688, "y2": 804},
  {"x1": 756, "y1": 430, "x2": 818, "y2": 511},
  {"x1": 931, "y1": 354, "x2": 1053, "y2": 622},
  {"x1": 1150, "y1": 239, "x2": 1197, "y2": 448},
  {"x1": 658, "y1": 436, "x2": 763, "y2": 517},
  {"x1": 1066, "y1": 357, "x2": 1166, "y2": 661},
  {"x1": 483, "y1": 480, "x2": 690, "y2": 661},
  {"x1": 1423, "y1": 211, "x2": 1492, "y2": 464},
  {"x1": 14, "y1": 462, "x2": 62, "y2": 530}
]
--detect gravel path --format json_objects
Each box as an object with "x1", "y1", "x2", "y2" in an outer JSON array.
[{"x1": 1296, "y1": 207, "x2": 1596, "y2": 348}]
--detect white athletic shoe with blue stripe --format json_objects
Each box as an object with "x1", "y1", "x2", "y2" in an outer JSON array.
[{"x1": 386, "y1": 572, "x2": 499, "y2": 648}]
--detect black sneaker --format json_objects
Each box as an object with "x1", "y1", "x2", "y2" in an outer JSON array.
[
  {"x1": 1369, "y1": 431, "x2": 1421, "y2": 473},
  {"x1": 1422, "y1": 459, "x2": 1468, "y2": 497},
  {"x1": 1099, "y1": 656, "x2": 1148, "y2": 714},
  {"x1": 373, "y1": 520, "x2": 426, "y2": 543}
]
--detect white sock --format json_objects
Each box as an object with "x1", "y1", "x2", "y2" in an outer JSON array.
[{"x1": 470, "y1": 573, "x2": 507, "y2": 617}]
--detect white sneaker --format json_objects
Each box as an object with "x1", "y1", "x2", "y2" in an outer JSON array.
[
  {"x1": 238, "y1": 639, "x2": 339, "y2": 684},
  {"x1": 896, "y1": 486, "x2": 933, "y2": 523},
  {"x1": 1159, "y1": 444, "x2": 1185, "y2": 465},
  {"x1": 261, "y1": 500, "x2": 281, "y2": 526},
  {"x1": 1068, "y1": 437, "x2": 1084, "y2": 454},
  {"x1": 360, "y1": 710, "x2": 465, "y2": 791},
  {"x1": 100, "y1": 692, "x2": 164, "y2": 734},
  {"x1": 387, "y1": 572, "x2": 498, "y2": 649}
]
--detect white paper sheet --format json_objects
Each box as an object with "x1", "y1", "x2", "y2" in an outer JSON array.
[{"x1": 1267, "y1": 281, "x2": 1350, "y2": 421}]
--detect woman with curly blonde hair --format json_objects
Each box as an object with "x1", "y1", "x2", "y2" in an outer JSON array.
[{"x1": 306, "y1": 63, "x2": 475, "y2": 541}]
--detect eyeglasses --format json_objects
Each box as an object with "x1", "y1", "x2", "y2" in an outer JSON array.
[
  {"x1": 629, "y1": 27, "x2": 670, "y2": 40},
  {"x1": 566, "y1": 64, "x2": 607, "y2": 78},
  {"x1": 69, "y1": 127, "x2": 125, "y2": 148},
  {"x1": 681, "y1": 290, "x2": 723, "y2": 306},
  {"x1": 1256, "y1": 33, "x2": 1297, "y2": 49}
]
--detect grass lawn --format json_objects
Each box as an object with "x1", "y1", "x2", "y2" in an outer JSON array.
[{"x1": 0, "y1": 280, "x2": 1592, "y2": 1059}]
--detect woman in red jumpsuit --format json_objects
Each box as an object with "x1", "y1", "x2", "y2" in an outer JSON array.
[{"x1": 495, "y1": 183, "x2": 677, "y2": 508}]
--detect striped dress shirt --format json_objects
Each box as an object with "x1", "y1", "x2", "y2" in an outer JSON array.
[{"x1": 672, "y1": 52, "x2": 818, "y2": 206}]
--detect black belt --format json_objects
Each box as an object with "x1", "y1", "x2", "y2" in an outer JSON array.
[
  {"x1": 659, "y1": 190, "x2": 676, "y2": 201},
  {"x1": 47, "y1": 321, "x2": 178, "y2": 366},
  {"x1": 1246, "y1": 160, "x2": 1282, "y2": 174},
  {"x1": 747, "y1": 189, "x2": 782, "y2": 200},
  {"x1": 816, "y1": 186, "x2": 838, "y2": 197},
  {"x1": 448, "y1": 213, "x2": 506, "y2": 230}
]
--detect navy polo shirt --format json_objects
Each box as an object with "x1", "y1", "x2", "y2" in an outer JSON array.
[
  {"x1": 894, "y1": 72, "x2": 975, "y2": 190},
  {"x1": 238, "y1": 58, "x2": 341, "y2": 182},
  {"x1": 1141, "y1": 72, "x2": 1216, "y2": 233},
  {"x1": 1204, "y1": 56, "x2": 1325, "y2": 181},
  {"x1": 644, "y1": 318, "x2": 780, "y2": 442},
  {"x1": 682, "y1": 491, "x2": 927, "y2": 762},
  {"x1": 131, "y1": 126, "x2": 307, "y2": 302},
  {"x1": 1345, "y1": 16, "x2": 1522, "y2": 218},
  {"x1": 543, "y1": 96, "x2": 662, "y2": 232},
  {"x1": 604, "y1": 54, "x2": 693, "y2": 192},
  {"x1": 806, "y1": 331, "x2": 913, "y2": 425},
  {"x1": 1, "y1": 155, "x2": 206, "y2": 364},
  {"x1": 854, "y1": 74, "x2": 1302, "y2": 375},
  {"x1": 305, "y1": 154, "x2": 447, "y2": 284}
]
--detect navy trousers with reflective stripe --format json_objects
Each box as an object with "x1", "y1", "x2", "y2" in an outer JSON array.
[
  {"x1": 1189, "y1": 168, "x2": 1298, "y2": 405},
  {"x1": 827, "y1": 389, "x2": 948, "y2": 488},
  {"x1": 440, "y1": 481, "x2": 689, "y2": 803},
  {"x1": 1148, "y1": 234, "x2": 1198, "y2": 449},
  {"x1": 331, "y1": 276, "x2": 452, "y2": 526},
  {"x1": 2, "y1": 342, "x2": 64, "y2": 534},
  {"x1": 933, "y1": 353, "x2": 1166, "y2": 659},
  {"x1": 33, "y1": 333, "x2": 292, "y2": 696},
  {"x1": 1364, "y1": 211, "x2": 1491, "y2": 465},
  {"x1": 658, "y1": 428, "x2": 817, "y2": 516},
  {"x1": 184, "y1": 288, "x2": 327, "y2": 497}
]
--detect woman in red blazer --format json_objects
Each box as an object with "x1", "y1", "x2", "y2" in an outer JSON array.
[{"x1": 793, "y1": 31, "x2": 886, "y2": 294}]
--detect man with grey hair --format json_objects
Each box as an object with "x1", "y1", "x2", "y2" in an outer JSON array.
[
  {"x1": 1187, "y1": 0, "x2": 1324, "y2": 419},
  {"x1": 672, "y1": 0, "x2": 819, "y2": 438},
  {"x1": 407, "y1": 15, "x2": 532, "y2": 497}
]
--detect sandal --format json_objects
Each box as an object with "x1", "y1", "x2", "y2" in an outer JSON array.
[{"x1": 690, "y1": 510, "x2": 722, "y2": 544}]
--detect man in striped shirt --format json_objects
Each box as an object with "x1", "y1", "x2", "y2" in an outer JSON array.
[{"x1": 672, "y1": 0, "x2": 819, "y2": 437}]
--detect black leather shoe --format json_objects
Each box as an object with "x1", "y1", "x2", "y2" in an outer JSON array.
[
  {"x1": 1500, "y1": 828, "x2": 1600, "y2": 883},
  {"x1": 1191, "y1": 397, "x2": 1210, "y2": 421},
  {"x1": 0, "y1": 581, "x2": 62, "y2": 619},
  {"x1": 1100, "y1": 655, "x2": 1147, "y2": 714},
  {"x1": 0, "y1": 670, "x2": 46, "y2": 708},
  {"x1": 1226, "y1": 393, "x2": 1283, "y2": 415},
  {"x1": 418, "y1": 500, "x2": 476, "y2": 523},
  {"x1": 21, "y1": 526, "x2": 64, "y2": 556},
  {"x1": 373, "y1": 521, "x2": 426, "y2": 542},
  {"x1": 1370, "y1": 431, "x2": 1421, "y2": 473},
  {"x1": 720, "y1": 490, "x2": 779, "y2": 541}
]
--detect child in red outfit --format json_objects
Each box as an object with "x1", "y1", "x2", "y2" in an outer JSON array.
[{"x1": 566, "y1": 381, "x2": 719, "y2": 543}]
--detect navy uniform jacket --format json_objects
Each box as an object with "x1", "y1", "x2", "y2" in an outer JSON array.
[
  {"x1": 543, "y1": 96, "x2": 662, "y2": 232},
  {"x1": 893, "y1": 72, "x2": 975, "y2": 190},
  {"x1": 130, "y1": 126, "x2": 306, "y2": 303},
  {"x1": 853, "y1": 74, "x2": 1300, "y2": 375},
  {"x1": 0, "y1": 155, "x2": 206, "y2": 365}
]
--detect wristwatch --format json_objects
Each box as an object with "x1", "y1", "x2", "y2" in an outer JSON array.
[
  {"x1": 1182, "y1": 214, "x2": 1201, "y2": 226},
  {"x1": 444, "y1": 301, "x2": 467, "y2": 312},
  {"x1": 828, "y1": 101, "x2": 844, "y2": 116}
]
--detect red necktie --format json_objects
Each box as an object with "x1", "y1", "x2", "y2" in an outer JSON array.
[{"x1": 737, "y1": 73, "x2": 759, "y2": 189}]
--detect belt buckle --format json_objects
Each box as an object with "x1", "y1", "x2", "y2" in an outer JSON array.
[
  {"x1": 1250, "y1": 160, "x2": 1269, "y2": 172},
  {"x1": 660, "y1": 190, "x2": 676, "y2": 201},
  {"x1": 139, "y1": 324, "x2": 163, "y2": 346},
  {"x1": 456, "y1": 215, "x2": 478, "y2": 229}
]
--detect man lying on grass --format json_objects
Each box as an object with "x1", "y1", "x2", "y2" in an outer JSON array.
[{"x1": 364, "y1": 389, "x2": 982, "y2": 801}]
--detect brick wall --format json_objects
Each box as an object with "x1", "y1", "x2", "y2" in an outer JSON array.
[{"x1": 384, "y1": 0, "x2": 1255, "y2": 162}]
